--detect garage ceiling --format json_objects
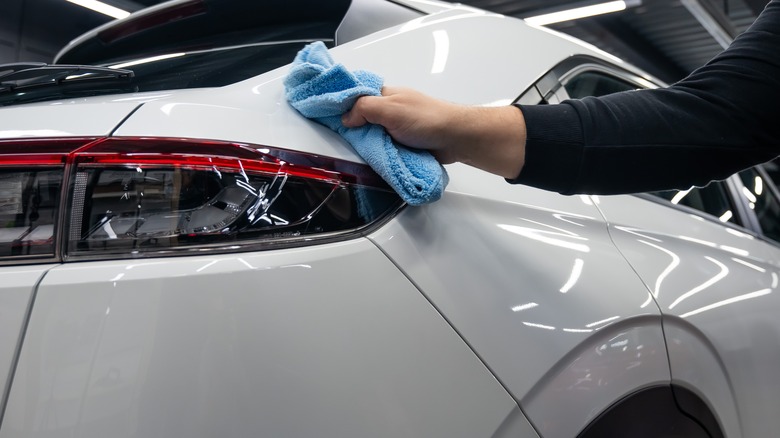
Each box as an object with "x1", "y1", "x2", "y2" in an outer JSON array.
[{"x1": 0, "y1": 0, "x2": 770, "y2": 83}]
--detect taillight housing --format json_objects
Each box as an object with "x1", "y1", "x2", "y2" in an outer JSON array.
[{"x1": 0, "y1": 137, "x2": 401, "y2": 262}]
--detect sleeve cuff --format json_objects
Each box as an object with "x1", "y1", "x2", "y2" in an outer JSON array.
[{"x1": 506, "y1": 103, "x2": 586, "y2": 195}]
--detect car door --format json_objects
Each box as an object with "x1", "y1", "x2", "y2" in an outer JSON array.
[{"x1": 554, "y1": 63, "x2": 780, "y2": 438}]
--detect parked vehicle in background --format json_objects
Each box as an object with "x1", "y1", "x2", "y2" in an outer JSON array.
[{"x1": 1, "y1": 0, "x2": 778, "y2": 437}]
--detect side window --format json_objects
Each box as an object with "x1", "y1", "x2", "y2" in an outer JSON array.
[
  {"x1": 739, "y1": 168, "x2": 780, "y2": 242},
  {"x1": 652, "y1": 184, "x2": 741, "y2": 225},
  {"x1": 761, "y1": 158, "x2": 780, "y2": 187},
  {"x1": 563, "y1": 71, "x2": 638, "y2": 99}
]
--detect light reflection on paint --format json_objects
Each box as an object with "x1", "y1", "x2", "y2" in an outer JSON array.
[
  {"x1": 523, "y1": 321, "x2": 556, "y2": 330},
  {"x1": 668, "y1": 256, "x2": 728, "y2": 310},
  {"x1": 512, "y1": 302, "x2": 538, "y2": 312},
  {"x1": 615, "y1": 225, "x2": 661, "y2": 242},
  {"x1": 585, "y1": 315, "x2": 620, "y2": 328},
  {"x1": 497, "y1": 224, "x2": 590, "y2": 252},
  {"x1": 680, "y1": 289, "x2": 772, "y2": 318},
  {"x1": 637, "y1": 239, "x2": 680, "y2": 304},
  {"x1": 559, "y1": 258, "x2": 584, "y2": 293},
  {"x1": 563, "y1": 328, "x2": 593, "y2": 333},
  {"x1": 430, "y1": 30, "x2": 450, "y2": 74},
  {"x1": 731, "y1": 257, "x2": 766, "y2": 273}
]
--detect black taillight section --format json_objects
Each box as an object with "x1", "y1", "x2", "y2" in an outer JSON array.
[
  {"x1": 0, "y1": 138, "x2": 95, "y2": 261},
  {"x1": 0, "y1": 169, "x2": 61, "y2": 258},
  {"x1": 0, "y1": 137, "x2": 401, "y2": 262}
]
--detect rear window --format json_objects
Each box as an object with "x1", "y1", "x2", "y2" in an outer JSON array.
[{"x1": 105, "y1": 39, "x2": 331, "y2": 92}]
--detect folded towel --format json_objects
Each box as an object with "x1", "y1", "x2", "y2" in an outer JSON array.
[{"x1": 284, "y1": 41, "x2": 448, "y2": 206}]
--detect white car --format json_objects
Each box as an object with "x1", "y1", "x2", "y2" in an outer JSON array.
[{"x1": 1, "y1": 0, "x2": 779, "y2": 437}]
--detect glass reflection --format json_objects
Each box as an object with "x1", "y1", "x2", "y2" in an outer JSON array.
[
  {"x1": 671, "y1": 188, "x2": 692, "y2": 205},
  {"x1": 741, "y1": 186, "x2": 757, "y2": 203}
]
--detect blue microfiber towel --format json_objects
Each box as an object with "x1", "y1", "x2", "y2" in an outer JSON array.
[{"x1": 284, "y1": 41, "x2": 448, "y2": 206}]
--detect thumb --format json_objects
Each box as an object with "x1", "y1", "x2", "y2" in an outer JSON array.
[{"x1": 342, "y1": 95, "x2": 384, "y2": 128}]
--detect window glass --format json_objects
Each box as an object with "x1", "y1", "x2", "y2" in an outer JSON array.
[
  {"x1": 563, "y1": 71, "x2": 637, "y2": 99},
  {"x1": 652, "y1": 183, "x2": 740, "y2": 225},
  {"x1": 761, "y1": 158, "x2": 780, "y2": 187},
  {"x1": 739, "y1": 168, "x2": 780, "y2": 242}
]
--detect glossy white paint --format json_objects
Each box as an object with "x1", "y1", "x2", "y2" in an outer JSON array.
[
  {"x1": 596, "y1": 194, "x2": 780, "y2": 438},
  {"x1": 3, "y1": 1, "x2": 775, "y2": 436},
  {"x1": 0, "y1": 101, "x2": 141, "y2": 139},
  {"x1": 0, "y1": 265, "x2": 54, "y2": 416},
  {"x1": 2, "y1": 239, "x2": 534, "y2": 438},
  {"x1": 113, "y1": 8, "x2": 614, "y2": 161},
  {"x1": 369, "y1": 167, "x2": 670, "y2": 438}
]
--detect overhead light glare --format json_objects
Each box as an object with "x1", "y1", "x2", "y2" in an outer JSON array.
[
  {"x1": 67, "y1": 0, "x2": 130, "y2": 20},
  {"x1": 525, "y1": 1, "x2": 627, "y2": 26}
]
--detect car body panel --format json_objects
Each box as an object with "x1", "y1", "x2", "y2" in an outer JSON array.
[
  {"x1": 595, "y1": 194, "x2": 780, "y2": 438},
  {"x1": 368, "y1": 168, "x2": 669, "y2": 438},
  {"x1": 1, "y1": 1, "x2": 778, "y2": 436},
  {"x1": 0, "y1": 102, "x2": 142, "y2": 139},
  {"x1": 113, "y1": 9, "x2": 622, "y2": 161},
  {"x1": 1, "y1": 239, "x2": 533, "y2": 438},
  {"x1": 0, "y1": 265, "x2": 56, "y2": 418}
]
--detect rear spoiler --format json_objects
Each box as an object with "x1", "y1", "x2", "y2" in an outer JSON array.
[{"x1": 55, "y1": 0, "x2": 351, "y2": 65}]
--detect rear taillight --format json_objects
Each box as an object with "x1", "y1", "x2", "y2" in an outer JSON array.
[
  {"x1": 0, "y1": 137, "x2": 401, "y2": 262},
  {"x1": 0, "y1": 138, "x2": 95, "y2": 262}
]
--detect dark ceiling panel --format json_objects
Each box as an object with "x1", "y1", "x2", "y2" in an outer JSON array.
[
  {"x1": 0, "y1": 0, "x2": 763, "y2": 86},
  {"x1": 459, "y1": 0, "x2": 758, "y2": 81}
]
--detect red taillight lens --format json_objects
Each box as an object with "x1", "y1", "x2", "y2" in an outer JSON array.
[
  {"x1": 66, "y1": 138, "x2": 401, "y2": 259},
  {"x1": 0, "y1": 137, "x2": 401, "y2": 262}
]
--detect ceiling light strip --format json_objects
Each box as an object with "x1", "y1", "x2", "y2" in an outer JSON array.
[
  {"x1": 525, "y1": 1, "x2": 627, "y2": 26},
  {"x1": 66, "y1": 0, "x2": 130, "y2": 20}
]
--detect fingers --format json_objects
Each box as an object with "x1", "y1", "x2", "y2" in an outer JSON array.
[
  {"x1": 342, "y1": 95, "x2": 384, "y2": 128},
  {"x1": 341, "y1": 87, "x2": 409, "y2": 128}
]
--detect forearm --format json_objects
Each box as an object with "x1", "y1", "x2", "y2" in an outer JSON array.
[{"x1": 448, "y1": 105, "x2": 527, "y2": 179}]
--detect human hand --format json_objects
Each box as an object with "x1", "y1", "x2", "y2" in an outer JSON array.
[
  {"x1": 341, "y1": 87, "x2": 528, "y2": 179},
  {"x1": 342, "y1": 87, "x2": 464, "y2": 163}
]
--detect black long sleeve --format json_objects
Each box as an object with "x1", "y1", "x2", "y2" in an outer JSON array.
[{"x1": 510, "y1": 0, "x2": 780, "y2": 195}]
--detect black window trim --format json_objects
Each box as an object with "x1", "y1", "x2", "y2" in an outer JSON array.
[{"x1": 514, "y1": 54, "x2": 663, "y2": 105}]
